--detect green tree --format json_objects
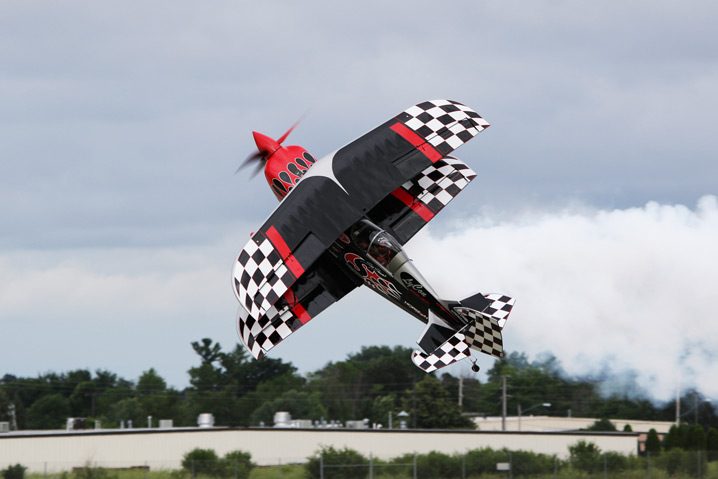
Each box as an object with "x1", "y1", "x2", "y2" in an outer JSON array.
[
  {"x1": 0, "y1": 389, "x2": 10, "y2": 422},
  {"x1": 107, "y1": 398, "x2": 143, "y2": 427},
  {"x1": 137, "y1": 368, "x2": 166, "y2": 396},
  {"x1": 308, "y1": 346, "x2": 420, "y2": 422},
  {"x1": 191, "y1": 338, "x2": 223, "y2": 365},
  {"x1": 135, "y1": 369, "x2": 181, "y2": 426},
  {"x1": 249, "y1": 390, "x2": 327, "y2": 426},
  {"x1": 406, "y1": 375, "x2": 474, "y2": 429},
  {"x1": 645, "y1": 428, "x2": 661, "y2": 455},
  {"x1": 185, "y1": 339, "x2": 299, "y2": 426},
  {"x1": 664, "y1": 424, "x2": 689, "y2": 450},
  {"x1": 686, "y1": 424, "x2": 706, "y2": 450},
  {"x1": 27, "y1": 394, "x2": 70, "y2": 429},
  {"x1": 706, "y1": 427, "x2": 718, "y2": 461},
  {"x1": 586, "y1": 417, "x2": 617, "y2": 431}
]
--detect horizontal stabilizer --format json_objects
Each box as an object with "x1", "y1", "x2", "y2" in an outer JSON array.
[
  {"x1": 411, "y1": 333, "x2": 471, "y2": 373},
  {"x1": 416, "y1": 311, "x2": 456, "y2": 354}
]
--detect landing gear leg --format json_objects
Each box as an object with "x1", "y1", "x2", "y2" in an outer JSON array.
[{"x1": 470, "y1": 359, "x2": 480, "y2": 373}]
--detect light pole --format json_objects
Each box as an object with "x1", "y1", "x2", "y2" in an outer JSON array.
[{"x1": 517, "y1": 403, "x2": 551, "y2": 431}]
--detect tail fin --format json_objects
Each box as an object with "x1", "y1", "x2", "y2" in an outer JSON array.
[
  {"x1": 411, "y1": 293, "x2": 515, "y2": 373},
  {"x1": 460, "y1": 292, "x2": 515, "y2": 328}
]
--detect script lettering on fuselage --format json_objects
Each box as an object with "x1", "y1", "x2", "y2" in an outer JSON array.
[
  {"x1": 400, "y1": 272, "x2": 429, "y2": 298},
  {"x1": 344, "y1": 253, "x2": 401, "y2": 300}
]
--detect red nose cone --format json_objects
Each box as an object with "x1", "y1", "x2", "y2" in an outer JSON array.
[{"x1": 253, "y1": 131, "x2": 281, "y2": 158}]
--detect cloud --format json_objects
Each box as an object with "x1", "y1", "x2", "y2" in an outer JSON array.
[{"x1": 407, "y1": 196, "x2": 718, "y2": 400}]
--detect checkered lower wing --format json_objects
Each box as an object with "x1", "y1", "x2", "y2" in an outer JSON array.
[
  {"x1": 453, "y1": 307, "x2": 504, "y2": 358},
  {"x1": 237, "y1": 301, "x2": 303, "y2": 359},
  {"x1": 232, "y1": 236, "x2": 298, "y2": 320},
  {"x1": 397, "y1": 99, "x2": 490, "y2": 156},
  {"x1": 402, "y1": 156, "x2": 476, "y2": 214},
  {"x1": 368, "y1": 157, "x2": 477, "y2": 245},
  {"x1": 411, "y1": 334, "x2": 471, "y2": 373}
]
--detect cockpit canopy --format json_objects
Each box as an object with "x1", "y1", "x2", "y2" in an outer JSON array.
[{"x1": 349, "y1": 219, "x2": 403, "y2": 267}]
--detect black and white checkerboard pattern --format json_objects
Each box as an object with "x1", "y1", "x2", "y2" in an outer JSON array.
[
  {"x1": 401, "y1": 156, "x2": 477, "y2": 214},
  {"x1": 411, "y1": 334, "x2": 471, "y2": 373},
  {"x1": 237, "y1": 302, "x2": 299, "y2": 359},
  {"x1": 454, "y1": 308, "x2": 504, "y2": 359},
  {"x1": 398, "y1": 99, "x2": 490, "y2": 156},
  {"x1": 232, "y1": 236, "x2": 295, "y2": 320},
  {"x1": 483, "y1": 293, "x2": 515, "y2": 329}
]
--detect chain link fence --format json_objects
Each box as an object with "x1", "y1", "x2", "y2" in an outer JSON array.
[{"x1": 4, "y1": 450, "x2": 718, "y2": 479}]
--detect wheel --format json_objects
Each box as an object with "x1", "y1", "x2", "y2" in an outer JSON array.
[{"x1": 471, "y1": 363, "x2": 480, "y2": 373}]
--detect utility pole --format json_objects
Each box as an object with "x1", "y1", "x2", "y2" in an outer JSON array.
[
  {"x1": 8, "y1": 403, "x2": 17, "y2": 431},
  {"x1": 502, "y1": 376, "x2": 508, "y2": 431},
  {"x1": 517, "y1": 404, "x2": 522, "y2": 431},
  {"x1": 458, "y1": 376, "x2": 463, "y2": 408},
  {"x1": 413, "y1": 379, "x2": 417, "y2": 429},
  {"x1": 675, "y1": 382, "x2": 680, "y2": 426}
]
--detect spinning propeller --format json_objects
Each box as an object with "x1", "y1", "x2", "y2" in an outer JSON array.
[{"x1": 237, "y1": 116, "x2": 305, "y2": 178}]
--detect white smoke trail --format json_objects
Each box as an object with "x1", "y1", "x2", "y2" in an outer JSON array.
[{"x1": 408, "y1": 196, "x2": 718, "y2": 400}]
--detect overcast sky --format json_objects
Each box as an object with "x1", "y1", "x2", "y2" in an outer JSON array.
[{"x1": 1, "y1": 1, "x2": 717, "y2": 405}]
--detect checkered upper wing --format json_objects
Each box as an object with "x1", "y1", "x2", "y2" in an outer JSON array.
[{"x1": 396, "y1": 99, "x2": 490, "y2": 157}]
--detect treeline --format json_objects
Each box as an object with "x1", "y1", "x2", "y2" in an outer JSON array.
[{"x1": 1, "y1": 341, "x2": 716, "y2": 430}]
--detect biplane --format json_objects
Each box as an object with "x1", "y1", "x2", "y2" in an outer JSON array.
[{"x1": 232, "y1": 100, "x2": 514, "y2": 372}]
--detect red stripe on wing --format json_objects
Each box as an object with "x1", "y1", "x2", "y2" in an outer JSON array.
[
  {"x1": 391, "y1": 188, "x2": 435, "y2": 223},
  {"x1": 266, "y1": 225, "x2": 305, "y2": 277},
  {"x1": 291, "y1": 303, "x2": 311, "y2": 324},
  {"x1": 390, "y1": 122, "x2": 442, "y2": 163}
]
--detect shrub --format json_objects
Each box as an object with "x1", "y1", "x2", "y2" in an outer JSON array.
[
  {"x1": 508, "y1": 450, "x2": 557, "y2": 477},
  {"x1": 462, "y1": 447, "x2": 557, "y2": 478},
  {"x1": 656, "y1": 448, "x2": 707, "y2": 477},
  {"x1": 603, "y1": 451, "x2": 628, "y2": 472},
  {"x1": 71, "y1": 467, "x2": 117, "y2": 479},
  {"x1": 568, "y1": 440, "x2": 602, "y2": 474},
  {"x1": 220, "y1": 451, "x2": 255, "y2": 479},
  {"x1": 415, "y1": 451, "x2": 460, "y2": 479},
  {"x1": 305, "y1": 446, "x2": 368, "y2": 479},
  {"x1": 2, "y1": 465, "x2": 26, "y2": 479},
  {"x1": 464, "y1": 447, "x2": 505, "y2": 475},
  {"x1": 181, "y1": 449, "x2": 255, "y2": 479},
  {"x1": 182, "y1": 448, "x2": 221, "y2": 476}
]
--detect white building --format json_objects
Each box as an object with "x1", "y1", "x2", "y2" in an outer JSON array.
[{"x1": 0, "y1": 426, "x2": 641, "y2": 473}]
